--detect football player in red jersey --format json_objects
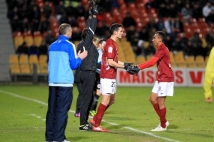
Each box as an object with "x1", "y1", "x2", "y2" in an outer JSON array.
[
  {"x1": 133, "y1": 31, "x2": 174, "y2": 131},
  {"x1": 90, "y1": 23, "x2": 133, "y2": 132}
]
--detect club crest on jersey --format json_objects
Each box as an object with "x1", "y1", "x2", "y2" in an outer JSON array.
[{"x1": 108, "y1": 47, "x2": 113, "y2": 53}]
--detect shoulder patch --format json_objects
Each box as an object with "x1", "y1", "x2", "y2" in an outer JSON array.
[{"x1": 108, "y1": 47, "x2": 113, "y2": 53}]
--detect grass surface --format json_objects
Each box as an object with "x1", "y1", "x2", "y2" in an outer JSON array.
[{"x1": 0, "y1": 85, "x2": 213, "y2": 142}]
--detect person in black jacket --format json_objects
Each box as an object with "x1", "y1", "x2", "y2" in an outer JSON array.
[{"x1": 74, "y1": 2, "x2": 99, "y2": 131}]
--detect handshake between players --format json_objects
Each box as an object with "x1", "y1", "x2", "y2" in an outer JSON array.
[{"x1": 124, "y1": 63, "x2": 140, "y2": 75}]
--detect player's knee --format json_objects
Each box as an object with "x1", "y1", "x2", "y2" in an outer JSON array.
[
  {"x1": 157, "y1": 97, "x2": 166, "y2": 105},
  {"x1": 149, "y1": 97, "x2": 156, "y2": 104}
]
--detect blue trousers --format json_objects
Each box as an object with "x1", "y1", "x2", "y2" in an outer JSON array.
[{"x1": 45, "y1": 86, "x2": 73, "y2": 141}]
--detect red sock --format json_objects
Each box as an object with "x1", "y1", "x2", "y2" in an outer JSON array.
[
  {"x1": 159, "y1": 107, "x2": 167, "y2": 128},
  {"x1": 105, "y1": 105, "x2": 110, "y2": 112},
  {"x1": 94, "y1": 103, "x2": 107, "y2": 127},
  {"x1": 93, "y1": 104, "x2": 109, "y2": 123},
  {"x1": 153, "y1": 103, "x2": 160, "y2": 117}
]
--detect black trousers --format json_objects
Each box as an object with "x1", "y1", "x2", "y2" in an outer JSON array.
[
  {"x1": 77, "y1": 70, "x2": 95, "y2": 125},
  {"x1": 45, "y1": 86, "x2": 73, "y2": 141}
]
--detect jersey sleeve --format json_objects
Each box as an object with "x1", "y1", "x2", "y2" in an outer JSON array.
[
  {"x1": 138, "y1": 56, "x2": 159, "y2": 70},
  {"x1": 106, "y1": 44, "x2": 115, "y2": 59},
  {"x1": 154, "y1": 47, "x2": 165, "y2": 59}
]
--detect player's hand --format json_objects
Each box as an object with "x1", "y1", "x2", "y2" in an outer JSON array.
[
  {"x1": 124, "y1": 65, "x2": 140, "y2": 75},
  {"x1": 92, "y1": 5, "x2": 99, "y2": 15},
  {"x1": 132, "y1": 66, "x2": 140, "y2": 74},
  {"x1": 124, "y1": 62, "x2": 133, "y2": 68},
  {"x1": 78, "y1": 50, "x2": 88, "y2": 60}
]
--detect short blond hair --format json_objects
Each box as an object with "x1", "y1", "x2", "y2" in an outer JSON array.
[{"x1": 58, "y1": 23, "x2": 71, "y2": 35}]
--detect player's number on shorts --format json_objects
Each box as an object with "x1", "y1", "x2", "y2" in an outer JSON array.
[{"x1": 111, "y1": 81, "x2": 115, "y2": 87}]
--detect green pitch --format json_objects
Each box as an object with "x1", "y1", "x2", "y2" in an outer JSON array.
[{"x1": 0, "y1": 85, "x2": 213, "y2": 142}]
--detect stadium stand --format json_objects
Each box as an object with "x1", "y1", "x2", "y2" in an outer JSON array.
[{"x1": 5, "y1": 0, "x2": 214, "y2": 82}]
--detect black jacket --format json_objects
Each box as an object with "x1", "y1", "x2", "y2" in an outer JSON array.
[{"x1": 74, "y1": 17, "x2": 98, "y2": 83}]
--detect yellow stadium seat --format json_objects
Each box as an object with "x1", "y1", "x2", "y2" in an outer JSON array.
[
  {"x1": 169, "y1": 51, "x2": 175, "y2": 63},
  {"x1": 186, "y1": 56, "x2": 196, "y2": 67},
  {"x1": 33, "y1": 31, "x2": 43, "y2": 47},
  {"x1": 25, "y1": 36, "x2": 34, "y2": 47},
  {"x1": 29, "y1": 55, "x2": 39, "y2": 73},
  {"x1": 20, "y1": 64, "x2": 31, "y2": 74},
  {"x1": 175, "y1": 51, "x2": 186, "y2": 68},
  {"x1": 118, "y1": 53, "x2": 125, "y2": 62},
  {"x1": 126, "y1": 55, "x2": 136, "y2": 64},
  {"x1": 188, "y1": 63, "x2": 197, "y2": 68},
  {"x1": 186, "y1": 56, "x2": 194, "y2": 63},
  {"x1": 39, "y1": 55, "x2": 48, "y2": 63},
  {"x1": 120, "y1": 37, "x2": 127, "y2": 44},
  {"x1": 195, "y1": 55, "x2": 205, "y2": 67},
  {"x1": 24, "y1": 31, "x2": 34, "y2": 47},
  {"x1": 19, "y1": 54, "x2": 29, "y2": 64},
  {"x1": 10, "y1": 64, "x2": 20, "y2": 74},
  {"x1": 136, "y1": 56, "x2": 146, "y2": 64},
  {"x1": 39, "y1": 63, "x2": 48, "y2": 74},
  {"x1": 177, "y1": 63, "x2": 187, "y2": 68},
  {"x1": 171, "y1": 62, "x2": 177, "y2": 67},
  {"x1": 9, "y1": 54, "x2": 19, "y2": 64},
  {"x1": 175, "y1": 51, "x2": 185, "y2": 63},
  {"x1": 34, "y1": 36, "x2": 43, "y2": 47},
  {"x1": 195, "y1": 55, "x2": 204, "y2": 63},
  {"x1": 197, "y1": 63, "x2": 206, "y2": 68},
  {"x1": 14, "y1": 34, "x2": 24, "y2": 49},
  {"x1": 29, "y1": 55, "x2": 38, "y2": 64}
]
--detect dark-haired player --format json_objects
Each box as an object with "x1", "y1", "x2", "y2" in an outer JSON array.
[
  {"x1": 90, "y1": 23, "x2": 134, "y2": 132},
  {"x1": 133, "y1": 31, "x2": 174, "y2": 131}
]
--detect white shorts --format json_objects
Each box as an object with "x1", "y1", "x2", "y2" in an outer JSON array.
[
  {"x1": 152, "y1": 81, "x2": 174, "y2": 97},
  {"x1": 100, "y1": 78, "x2": 116, "y2": 95}
]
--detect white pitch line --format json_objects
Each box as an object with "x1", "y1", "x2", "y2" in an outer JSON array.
[
  {"x1": 30, "y1": 114, "x2": 44, "y2": 120},
  {"x1": 0, "y1": 89, "x2": 179, "y2": 142}
]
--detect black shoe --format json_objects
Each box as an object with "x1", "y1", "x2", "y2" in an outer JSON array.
[{"x1": 79, "y1": 124, "x2": 92, "y2": 131}]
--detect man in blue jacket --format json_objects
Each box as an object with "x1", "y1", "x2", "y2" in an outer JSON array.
[{"x1": 45, "y1": 23, "x2": 87, "y2": 142}]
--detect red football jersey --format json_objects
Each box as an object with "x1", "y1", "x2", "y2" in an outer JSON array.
[
  {"x1": 154, "y1": 43, "x2": 174, "y2": 82},
  {"x1": 100, "y1": 38, "x2": 118, "y2": 79}
]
